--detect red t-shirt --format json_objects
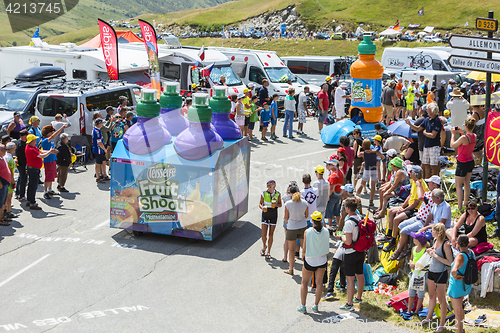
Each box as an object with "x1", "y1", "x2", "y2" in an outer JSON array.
[
  {"x1": 328, "y1": 169, "x2": 344, "y2": 193},
  {"x1": 344, "y1": 146, "x2": 355, "y2": 168},
  {"x1": 25, "y1": 144, "x2": 43, "y2": 169},
  {"x1": 317, "y1": 91, "x2": 329, "y2": 111},
  {"x1": 0, "y1": 158, "x2": 11, "y2": 183}
]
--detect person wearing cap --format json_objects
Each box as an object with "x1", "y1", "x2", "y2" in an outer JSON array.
[
  {"x1": 324, "y1": 158, "x2": 343, "y2": 231},
  {"x1": 297, "y1": 86, "x2": 309, "y2": 136},
  {"x1": 41, "y1": 124, "x2": 67, "y2": 198},
  {"x1": 312, "y1": 166, "x2": 329, "y2": 220},
  {"x1": 15, "y1": 129, "x2": 29, "y2": 201},
  {"x1": 325, "y1": 76, "x2": 334, "y2": 107},
  {"x1": 447, "y1": 88, "x2": 470, "y2": 140},
  {"x1": 242, "y1": 88, "x2": 252, "y2": 135},
  {"x1": 297, "y1": 211, "x2": 329, "y2": 314},
  {"x1": 372, "y1": 134, "x2": 385, "y2": 182},
  {"x1": 28, "y1": 116, "x2": 42, "y2": 146},
  {"x1": 471, "y1": 104, "x2": 486, "y2": 164},
  {"x1": 93, "y1": 118, "x2": 108, "y2": 184},
  {"x1": 334, "y1": 82, "x2": 350, "y2": 122},
  {"x1": 6, "y1": 111, "x2": 26, "y2": 140},
  {"x1": 373, "y1": 157, "x2": 409, "y2": 219},
  {"x1": 447, "y1": 79, "x2": 457, "y2": 102},
  {"x1": 355, "y1": 139, "x2": 379, "y2": 206},
  {"x1": 381, "y1": 80, "x2": 396, "y2": 125},
  {"x1": 51, "y1": 113, "x2": 71, "y2": 146},
  {"x1": 317, "y1": 84, "x2": 329, "y2": 133},
  {"x1": 234, "y1": 93, "x2": 246, "y2": 134},
  {"x1": 460, "y1": 82, "x2": 469, "y2": 102},
  {"x1": 0, "y1": 144, "x2": 12, "y2": 225},
  {"x1": 247, "y1": 82, "x2": 255, "y2": 97},
  {"x1": 436, "y1": 80, "x2": 447, "y2": 114},
  {"x1": 25, "y1": 134, "x2": 58, "y2": 210},
  {"x1": 191, "y1": 83, "x2": 199, "y2": 93},
  {"x1": 283, "y1": 88, "x2": 296, "y2": 139}
]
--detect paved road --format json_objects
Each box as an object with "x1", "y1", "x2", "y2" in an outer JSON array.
[{"x1": 0, "y1": 119, "x2": 413, "y2": 332}]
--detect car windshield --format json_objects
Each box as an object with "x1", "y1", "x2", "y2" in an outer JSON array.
[
  {"x1": 265, "y1": 67, "x2": 297, "y2": 83},
  {"x1": 0, "y1": 89, "x2": 33, "y2": 111},
  {"x1": 209, "y1": 65, "x2": 243, "y2": 86},
  {"x1": 296, "y1": 76, "x2": 308, "y2": 85}
]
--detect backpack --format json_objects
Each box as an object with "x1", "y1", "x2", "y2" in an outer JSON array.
[
  {"x1": 461, "y1": 250, "x2": 478, "y2": 288},
  {"x1": 344, "y1": 216, "x2": 376, "y2": 252}
]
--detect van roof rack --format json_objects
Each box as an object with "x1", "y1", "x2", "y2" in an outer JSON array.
[{"x1": 39, "y1": 79, "x2": 129, "y2": 94}]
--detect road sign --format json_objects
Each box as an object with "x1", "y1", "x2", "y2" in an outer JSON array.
[
  {"x1": 476, "y1": 17, "x2": 498, "y2": 32},
  {"x1": 449, "y1": 34, "x2": 500, "y2": 53},
  {"x1": 448, "y1": 55, "x2": 500, "y2": 73}
]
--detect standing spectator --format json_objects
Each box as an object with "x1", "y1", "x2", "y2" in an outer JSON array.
[
  {"x1": 355, "y1": 139, "x2": 378, "y2": 206},
  {"x1": 94, "y1": 111, "x2": 115, "y2": 175},
  {"x1": 258, "y1": 79, "x2": 270, "y2": 107},
  {"x1": 125, "y1": 112, "x2": 134, "y2": 128},
  {"x1": 301, "y1": 174, "x2": 318, "y2": 223},
  {"x1": 41, "y1": 124, "x2": 67, "y2": 199},
  {"x1": 447, "y1": 79, "x2": 457, "y2": 102},
  {"x1": 105, "y1": 106, "x2": 115, "y2": 121},
  {"x1": 427, "y1": 86, "x2": 437, "y2": 104},
  {"x1": 450, "y1": 117, "x2": 476, "y2": 211},
  {"x1": 339, "y1": 136, "x2": 354, "y2": 184},
  {"x1": 324, "y1": 158, "x2": 344, "y2": 231},
  {"x1": 247, "y1": 96, "x2": 259, "y2": 141},
  {"x1": 258, "y1": 180, "x2": 282, "y2": 259},
  {"x1": 50, "y1": 113, "x2": 71, "y2": 146},
  {"x1": 25, "y1": 134, "x2": 57, "y2": 210},
  {"x1": 395, "y1": 78, "x2": 403, "y2": 119},
  {"x1": 117, "y1": 95, "x2": 131, "y2": 113},
  {"x1": 325, "y1": 76, "x2": 334, "y2": 107},
  {"x1": 242, "y1": 89, "x2": 252, "y2": 137},
  {"x1": 297, "y1": 86, "x2": 309, "y2": 136},
  {"x1": 334, "y1": 82, "x2": 350, "y2": 122},
  {"x1": 284, "y1": 186, "x2": 309, "y2": 275},
  {"x1": 56, "y1": 133, "x2": 72, "y2": 193},
  {"x1": 471, "y1": 105, "x2": 485, "y2": 165},
  {"x1": 260, "y1": 102, "x2": 271, "y2": 141},
  {"x1": 447, "y1": 88, "x2": 470, "y2": 141},
  {"x1": 339, "y1": 197, "x2": 365, "y2": 311},
  {"x1": 352, "y1": 129, "x2": 364, "y2": 189},
  {"x1": 297, "y1": 211, "x2": 329, "y2": 314},
  {"x1": 234, "y1": 93, "x2": 246, "y2": 135},
  {"x1": 229, "y1": 94, "x2": 237, "y2": 121},
  {"x1": 4, "y1": 143, "x2": 16, "y2": 220},
  {"x1": 436, "y1": 81, "x2": 447, "y2": 114},
  {"x1": 317, "y1": 84, "x2": 329, "y2": 133},
  {"x1": 447, "y1": 235, "x2": 475, "y2": 333},
  {"x1": 28, "y1": 116, "x2": 42, "y2": 147},
  {"x1": 460, "y1": 83, "x2": 470, "y2": 102},
  {"x1": 0, "y1": 144, "x2": 11, "y2": 225},
  {"x1": 6, "y1": 111, "x2": 26, "y2": 140},
  {"x1": 407, "y1": 106, "x2": 428, "y2": 160},
  {"x1": 269, "y1": 94, "x2": 279, "y2": 139},
  {"x1": 312, "y1": 166, "x2": 329, "y2": 219},
  {"x1": 382, "y1": 81, "x2": 396, "y2": 125},
  {"x1": 110, "y1": 113, "x2": 127, "y2": 152},
  {"x1": 283, "y1": 88, "x2": 296, "y2": 139},
  {"x1": 218, "y1": 75, "x2": 226, "y2": 86},
  {"x1": 15, "y1": 129, "x2": 28, "y2": 201},
  {"x1": 93, "y1": 119, "x2": 108, "y2": 184}
]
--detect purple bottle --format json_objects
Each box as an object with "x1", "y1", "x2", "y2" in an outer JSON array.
[
  {"x1": 159, "y1": 82, "x2": 188, "y2": 136},
  {"x1": 123, "y1": 89, "x2": 172, "y2": 155},
  {"x1": 210, "y1": 86, "x2": 242, "y2": 140},
  {"x1": 174, "y1": 93, "x2": 224, "y2": 160}
]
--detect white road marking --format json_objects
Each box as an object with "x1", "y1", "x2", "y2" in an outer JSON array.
[
  {"x1": 0, "y1": 254, "x2": 50, "y2": 288},
  {"x1": 276, "y1": 150, "x2": 328, "y2": 161},
  {"x1": 92, "y1": 220, "x2": 110, "y2": 230}
]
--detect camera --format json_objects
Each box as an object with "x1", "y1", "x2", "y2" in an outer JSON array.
[{"x1": 455, "y1": 126, "x2": 460, "y2": 131}]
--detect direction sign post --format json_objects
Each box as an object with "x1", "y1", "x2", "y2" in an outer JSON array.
[{"x1": 483, "y1": 11, "x2": 494, "y2": 201}]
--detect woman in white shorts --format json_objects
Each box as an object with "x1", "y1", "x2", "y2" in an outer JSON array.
[{"x1": 235, "y1": 93, "x2": 246, "y2": 133}]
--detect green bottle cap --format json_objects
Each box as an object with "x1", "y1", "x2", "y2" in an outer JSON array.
[
  {"x1": 209, "y1": 87, "x2": 231, "y2": 113},
  {"x1": 188, "y1": 93, "x2": 212, "y2": 122},
  {"x1": 358, "y1": 34, "x2": 376, "y2": 55},
  {"x1": 159, "y1": 82, "x2": 183, "y2": 109},
  {"x1": 137, "y1": 89, "x2": 160, "y2": 118}
]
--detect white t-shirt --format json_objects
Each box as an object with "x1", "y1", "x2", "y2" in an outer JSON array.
[
  {"x1": 285, "y1": 199, "x2": 308, "y2": 230},
  {"x1": 384, "y1": 136, "x2": 410, "y2": 153},
  {"x1": 312, "y1": 179, "x2": 329, "y2": 213},
  {"x1": 446, "y1": 98, "x2": 470, "y2": 128},
  {"x1": 335, "y1": 87, "x2": 346, "y2": 115},
  {"x1": 301, "y1": 187, "x2": 318, "y2": 220},
  {"x1": 344, "y1": 214, "x2": 361, "y2": 255},
  {"x1": 298, "y1": 92, "x2": 307, "y2": 113}
]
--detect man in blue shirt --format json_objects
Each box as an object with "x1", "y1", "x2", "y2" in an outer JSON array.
[
  {"x1": 269, "y1": 94, "x2": 279, "y2": 139},
  {"x1": 93, "y1": 119, "x2": 109, "y2": 183}
]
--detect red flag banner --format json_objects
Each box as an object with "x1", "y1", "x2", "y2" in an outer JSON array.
[
  {"x1": 98, "y1": 19, "x2": 119, "y2": 80},
  {"x1": 139, "y1": 19, "x2": 161, "y2": 97},
  {"x1": 485, "y1": 110, "x2": 500, "y2": 166}
]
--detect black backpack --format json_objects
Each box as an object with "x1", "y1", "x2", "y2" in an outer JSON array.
[{"x1": 461, "y1": 251, "x2": 478, "y2": 289}]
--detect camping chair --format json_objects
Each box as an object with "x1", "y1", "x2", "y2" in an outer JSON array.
[
  {"x1": 440, "y1": 168, "x2": 456, "y2": 200},
  {"x1": 72, "y1": 144, "x2": 87, "y2": 171}
]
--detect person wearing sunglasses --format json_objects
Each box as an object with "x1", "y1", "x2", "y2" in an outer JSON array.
[{"x1": 445, "y1": 199, "x2": 487, "y2": 249}]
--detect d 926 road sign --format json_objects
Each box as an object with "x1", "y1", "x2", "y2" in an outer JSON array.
[{"x1": 476, "y1": 17, "x2": 498, "y2": 32}]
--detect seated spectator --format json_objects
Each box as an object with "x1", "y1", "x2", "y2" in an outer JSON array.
[
  {"x1": 374, "y1": 157, "x2": 409, "y2": 219},
  {"x1": 418, "y1": 189, "x2": 452, "y2": 235},
  {"x1": 446, "y1": 199, "x2": 487, "y2": 249}
]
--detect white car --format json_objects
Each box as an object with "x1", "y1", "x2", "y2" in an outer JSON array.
[{"x1": 423, "y1": 36, "x2": 442, "y2": 43}]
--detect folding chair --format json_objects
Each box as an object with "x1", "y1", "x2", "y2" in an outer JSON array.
[
  {"x1": 72, "y1": 144, "x2": 87, "y2": 171},
  {"x1": 440, "y1": 168, "x2": 456, "y2": 200}
]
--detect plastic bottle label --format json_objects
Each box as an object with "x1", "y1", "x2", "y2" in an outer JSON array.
[{"x1": 351, "y1": 79, "x2": 382, "y2": 108}]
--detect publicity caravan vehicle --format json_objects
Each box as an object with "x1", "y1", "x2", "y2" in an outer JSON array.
[{"x1": 281, "y1": 56, "x2": 352, "y2": 86}]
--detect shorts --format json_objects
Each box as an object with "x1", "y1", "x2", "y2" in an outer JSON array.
[
  {"x1": 298, "y1": 109, "x2": 307, "y2": 123},
  {"x1": 43, "y1": 161, "x2": 57, "y2": 182},
  {"x1": 95, "y1": 153, "x2": 106, "y2": 164},
  {"x1": 244, "y1": 116, "x2": 250, "y2": 127},
  {"x1": 248, "y1": 121, "x2": 256, "y2": 130},
  {"x1": 428, "y1": 270, "x2": 448, "y2": 284},
  {"x1": 304, "y1": 258, "x2": 328, "y2": 271},
  {"x1": 236, "y1": 118, "x2": 245, "y2": 126},
  {"x1": 422, "y1": 146, "x2": 440, "y2": 166},
  {"x1": 419, "y1": 150, "x2": 423, "y2": 160},
  {"x1": 344, "y1": 251, "x2": 365, "y2": 276},
  {"x1": 262, "y1": 121, "x2": 269, "y2": 128},
  {"x1": 409, "y1": 272, "x2": 427, "y2": 298},
  {"x1": 404, "y1": 208, "x2": 416, "y2": 219},
  {"x1": 456, "y1": 160, "x2": 474, "y2": 177},
  {"x1": 286, "y1": 227, "x2": 307, "y2": 241},
  {"x1": 270, "y1": 118, "x2": 277, "y2": 126},
  {"x1": 473, "y1": 122, "x2": 485, "y2": 152},
  {"x1": 335, "y1": 106, "x2": 345, "y2": 119},
  {"x1": 318, "y1": 110, "x2": 327, "y2": 124},
  {"x1": 362, "y1": 169, "x2": 378, "y2": 182},
  {"x1": 399, "y1": 216, "x2": 424, "y2": 235},
  {"x1": 325, "y1": 191, "x2": 341, "y2": 219},
  {"x1": 0, "y1": 178, "x2": 9, "y2": 207},
  {"x1": 262, "y1": 213, "x2": 277, "y2": 226},
  {"x1": 353, "y1": 158, "x2": 363, "y2": 176},
  {"x1": 401, "y1": 97, "x2": 407, "y2": 108},
  {"x1": 382, "y1": 104, "x2": 394, "y2": 119}
]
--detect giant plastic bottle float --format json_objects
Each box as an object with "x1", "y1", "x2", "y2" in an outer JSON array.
[
  {"x1": 174, "y1": 93, "x2": 224, "y2": 160},
  {"x1": 159, "y1": 82, "x2": 189, "y2": 136},
  {"x1": 350, "y1": 34, "x2": 384, "y2": 123},
  {"x1": 210, "y1": 86, "x2": 242, "y2": 140},
  {"x1": 123, "y1": 89, "x2": 172, "y2": 155}
]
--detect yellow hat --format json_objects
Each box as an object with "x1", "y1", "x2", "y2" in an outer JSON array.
[
  {"x1": 311, "y1": 211, "x2": 323, "y2": 221},
  {"x1": 325, "y1": 76, "x2": 332, "y2": 82},
  {"x1": 373, "y1": 134, "x2": 383, "y2": 142},
  {"x1": 243, "y1": 88, "x2": 250, "y2": 93},
  {"x1": 26, "y1": 134, "x2": 38, "y2": 144},
  {"x1": 29, "y1": 116, "x2": 39, "y2": 125},
  {"x1": 191, "y1": 83, "x2": 198, "y2": 89},
  {"x1": 315, "y1": 165, "x2": 325, "y2": 174},
  {"x1": 443, "y1": 110, "x2": 450, "y2": 116}
]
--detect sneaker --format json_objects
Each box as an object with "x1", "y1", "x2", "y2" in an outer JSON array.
[
  {"x1": 318, "y1": 130, "x2": 321, "y2": 134},
  {"x1": 353, "y1": 298, "x2": 362, "y2": 304},
  {"x1": 296, "y1": 305, "x2": 306, "y2": 313},
  {"x1": 322, "y1": 292, "x2": 335, "y2": 300},
  {"x1": 383, "y1": 238, "x2": 397, "y2": 252},
  {"x1": 376, "y1": 234, "x2": 393, "y2": 243},
  {"x1": 38, "y1": 180, "x2": 44, "y2": 184},
  {"x1": 309, "y1": 287, "x2": 316, "y2": 293},
  {"x1": 338, "y1": 287, "x2": 347, "y2": 293},
  {"x1": 300, "y1": 132, "x2": 307, "y2": 136},
  {"x1": 25, "y1": 201, "x2": 31, "y2": 207},
  {"x1": 48, "y1": 190, "x2": 58, "y2": 196},
  {"x1": 340, "y1": 303, "x2": 354, "y2": 311},
  {"x1": 289, "y1": 136, "x2": 295, "y2": 139},
  {"x1": 43, "y1": 193, "x2": 51, "y2": 199},
  {"x1": 19, "y1": 197, "x2": 27, "y2": 202},
  {"x1": 311, "y1": 305, "x2": 319, "y2": 313},
  {"x1": 30, "y1": 204, "x2": 42, "y2": 210},
  {"x1": 59, "y1": 187, "x2": 69, "y2": 193},
  {"x1": 273, "y1": 134, "x2": 279, "y2": 138}
]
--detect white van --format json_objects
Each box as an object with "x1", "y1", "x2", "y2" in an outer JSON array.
[
  {"x1": 381, "y1": 47, "x2": 462, "y2": 73},
  {"x1": 281, "y1": 56, "x2": 351, "y2": 86},
  {"x1": 207, "y1": 47, "x2": 305, "y2": 106},
  {"x1": 35, "y1": 81, "x2": 141, "y2": 137}
]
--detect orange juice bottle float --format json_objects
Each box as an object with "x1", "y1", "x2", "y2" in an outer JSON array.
[{"x1": 349, "y1": 34, "x2": 384, "y2": 123}]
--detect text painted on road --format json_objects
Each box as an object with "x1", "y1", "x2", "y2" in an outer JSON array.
[
  {"x1": 0, "y1": 305, "x2": 149, "y2": 330},
  {"x1": 16, "y1": 233, "x2": 139, "y2": 249}
]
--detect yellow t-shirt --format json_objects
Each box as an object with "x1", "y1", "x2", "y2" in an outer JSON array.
[
  {"x1": 409, "y1": 179, "x2": 429, "y2": 209},
  {"x1": 243, "y1": 97, "x2": 251, "y2": 115}
]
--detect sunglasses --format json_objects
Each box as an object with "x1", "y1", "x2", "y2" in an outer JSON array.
[
  {"x1": 267, "y1": 180, "x2": 276, "y2": 184},
  {"x1": 467, "y1": 206, "x2": 476, "y2": 210}
]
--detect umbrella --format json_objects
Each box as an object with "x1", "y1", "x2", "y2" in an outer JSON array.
[
  {"x1": 466, "y1": 71, "x2": 500, "y2": 82},
  {"x1": 387, "y1": 119, "x2": 415, "y2": 138}
]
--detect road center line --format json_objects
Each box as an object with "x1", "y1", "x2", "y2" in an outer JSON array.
[
  {"x1": 0, "y1": 254, "x2": 51, "y2": 288},
  {"x1": 92, "y1": 220, "x2": 110, "y2": 230},
  {"x1": 276, "y1": 150, "x2": 329, "y2": 161}
]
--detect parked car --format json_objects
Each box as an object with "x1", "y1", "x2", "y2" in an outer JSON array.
[
  {"x1": 200, "y1": 32, "x2": 210, "y2": 38},
  {"x1": 331, "y1": 32, "x2": 344, "y2": 40},
  {"x1": 357, "y1": 32, "x2": 377, "y2": 41},
  {"x1": 315, "y1": 33, "x2": 330, "y2": 40},
  {"x1": 423, "y1": 36, "x2": 442, "y2": 43},
  {"x1": 400, "y1": 34, "x2": 417, "y2": 42}
]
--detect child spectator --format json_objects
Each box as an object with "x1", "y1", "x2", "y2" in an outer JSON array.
[
  {"x1": 258, "y1": 180, "x2": 282, "y2": 259},
  {"x1": 93, "y1": 119, "x2": 108, "y2": 184},
  {"x1": 41, "y1": 124, "x2": 67, "y2": 198},
  {"x1": 324, "y1": 158, "x2": 344, "y2": 232},
  {"x1": 372, "y1": 134, "x2": 384, "y2": 182},
  {"x1": 260, "y1": 102, "x2": 271, "y2": 141},
  {"x1": 125, "y1": 111, "x2": 134, "y2": 128},
  {"x1": 283, "y1": 88, "x2": 296, "y2": 139},
  {"x1": 248, "y1": 96, "x2": 260, "y2": 141},
  {"x1": 182, "y1": 98, "x2": 192, "y2": 117},
  {"x1": 270, "y1": 94, "x2": 279, "y2": 139},
  {"x1": 234, "y1": 93, "x2": 246, "y2": 134},
  {"x1": 338, "y1": 184, "x2": 362, "y2": 229},
  {"x1": 312, "y1": 166, "x2": 329, "y2": 221},
  {"x1": 356, "y1": 139, "x2": 380, "y2": 207},
  {"x1": 4, "y1": 142, "x2": 17, "y2": 220},
  {"x1": 230, "y1": 94, "x2": 237, "y2": 121},
  {"x1": 110, "y1": 113, "x2": 127, "y2": 152},
  {"x1": 56, "y1": 133, "x2": 73, "y2": 193}
]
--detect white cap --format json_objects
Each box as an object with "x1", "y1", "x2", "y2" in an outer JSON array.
[
  {"x1": 386, "y1": 149, "x2": 398, "y2": 157},
  {"x1": 425, "y1": 175, "x2": 441, "y2": 185},
  {"x1": 247, "y1": 82, "x2": 255, "y2": 88},
  {"x1": 340, "y1": 82, "x2": 347, "y2": 88},
  {"x1": 237, "y1": 93, "x2": 245, "y2": 99}
]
